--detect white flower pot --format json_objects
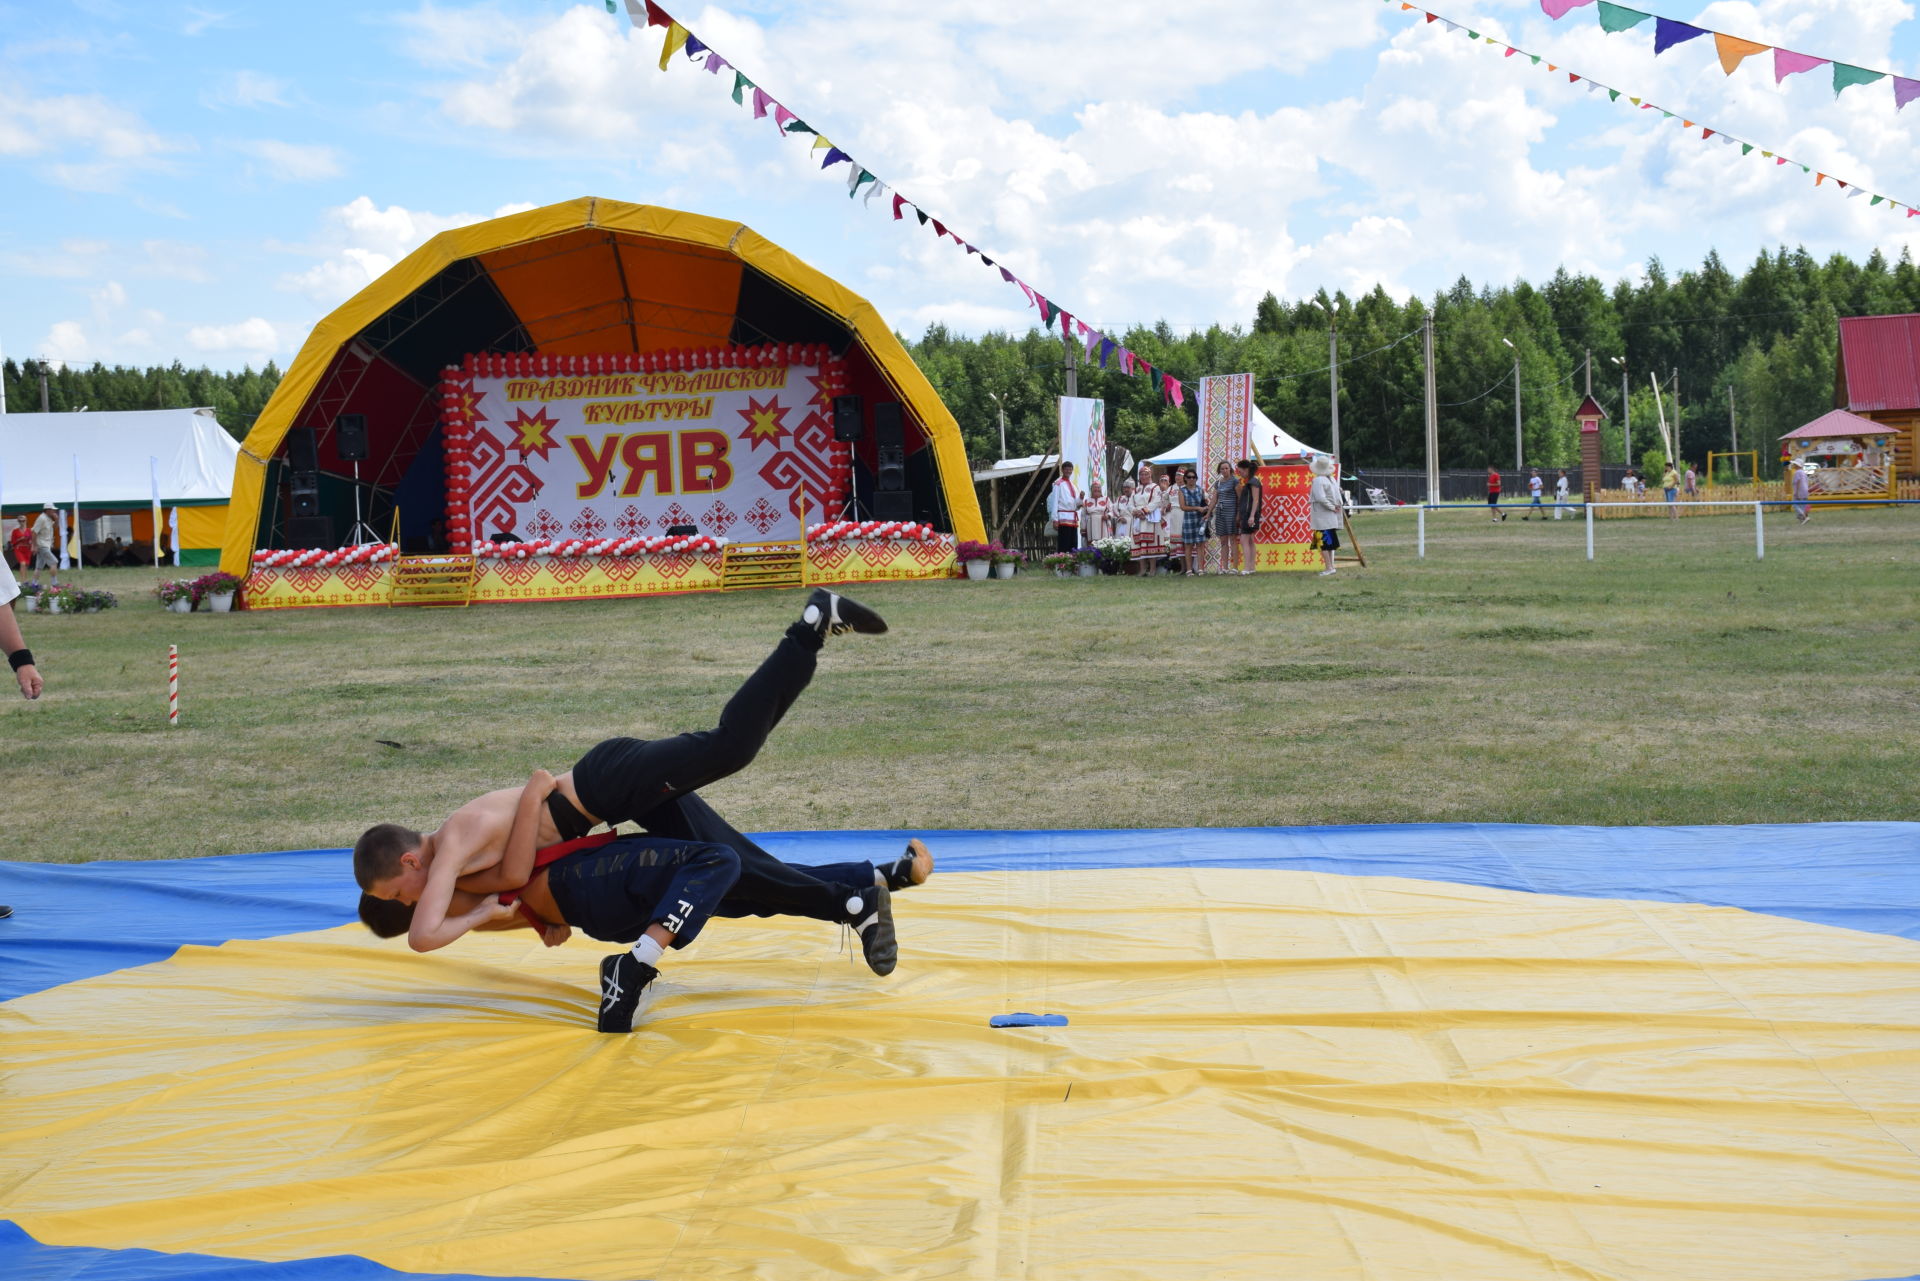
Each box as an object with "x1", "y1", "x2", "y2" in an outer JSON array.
[
  {"x1": 39, "y1": 597, "x2": 61, "y2": 614},
  {"x1": 167, "y1": 598, "x2": 192, "y2": 613},
  {"x1": 1052, "y1": 567, "x2": 1072, "y2": 578},
  {"x1": 208, "y1": 591, "x2": 235, "y2": 613},
  {"x1": 993, "y1": 562, "x2": 1016, "y2": 579},
  {"x1": 964, "y1": 560, "x2": 990, "y2": 580},
  {"x1": 1077, "y1": 563, "x2": 1098, "y2": 577}
]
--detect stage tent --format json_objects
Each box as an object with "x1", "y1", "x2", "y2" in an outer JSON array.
[
  {"x1": 0, "y1": 407, "x2": 240, "y2": 564},
  {"x1": 222, "y1": 197, "x2": 985, "y2": 574},
  {"x1": 1147, "y1": 402, "x2": 1327, "y2": 467}
]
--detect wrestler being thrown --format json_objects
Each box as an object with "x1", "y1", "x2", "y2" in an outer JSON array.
[{"x1": 354, "y1": 588, "x2": 929, "y2": 1033}]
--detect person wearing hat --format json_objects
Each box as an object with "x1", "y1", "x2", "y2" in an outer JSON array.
[
  {"x1": 31, "y1": 502, "x2": 60, "y2": 582},
  {"x1": 1308, "y1": 455, "x2": 1343, "y2": 576}
]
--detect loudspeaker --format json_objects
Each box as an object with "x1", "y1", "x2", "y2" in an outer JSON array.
[
  {"x1": 290, "y1": 483, "x2": 321, "y2": 519},
  {"x1": 873, "y1": 402, "x2": 904, "y2": 451},
  {"x1": 286, "y1": 426, "x2": 319, "y2": 473},
  {"x1": 334, "y1": 414, "x2": 369, "y2": 463},
  {"x1": 877, "y1": 458, "x2": 906, "y2": 492},
  {"x1": 286, "y1": 515, "x2": 334, "y2": 549},
  {"x1": 873, "y1": 490, "x2": 914, "y2": 521},
  {"x1": 665, "y1": 524, "x2": 698, "y2": 536},
  {"x1": 832, "y1": 395, "x2": 863, "y2": 443}
]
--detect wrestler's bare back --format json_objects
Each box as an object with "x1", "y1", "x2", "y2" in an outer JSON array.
[{"x1": 436, "y1": 772, "x2": 599, "y2": 883}]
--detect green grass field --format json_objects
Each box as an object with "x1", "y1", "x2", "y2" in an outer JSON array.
[{"x1": 5, "y1": 505, "x2": 1915, "y2": 864}]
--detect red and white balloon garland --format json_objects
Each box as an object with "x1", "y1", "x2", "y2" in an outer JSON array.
[
  {"x1": 806, "y1": 521, "x2": 940, "y2": 543},
  {"x1": 469, "y1": 535, "x2": 726, "y2": 559},
  {"x1": 252, "y1": 543, "x2": 399, "y2": 569}
]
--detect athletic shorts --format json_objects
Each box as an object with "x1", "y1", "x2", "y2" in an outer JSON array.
[{"x1": 1486, "y1": 493, "x2": 1500, "y2": 506}]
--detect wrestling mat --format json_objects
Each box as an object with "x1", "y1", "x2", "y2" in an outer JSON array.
[{"x1": 2, "y1": 824, "x2": 1917, "y2": 1281}]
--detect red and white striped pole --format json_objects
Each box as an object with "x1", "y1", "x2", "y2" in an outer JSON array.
[{"x1": 167, "y1": 644, "x2": 179, "y2": 727}]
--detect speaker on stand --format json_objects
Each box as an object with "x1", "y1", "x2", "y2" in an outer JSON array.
[
  {"x1": 334, "y1": 413, "x2": 379, "y2": 545},
  {"x1": 831, "y1": 395, "x2": 866, "y2": 519}
]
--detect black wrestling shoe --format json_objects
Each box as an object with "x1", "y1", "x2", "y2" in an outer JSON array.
[
  {"x1": 800, "y1": 588, "x2": 887, "y2": 637},
  {"x1": 877, "y1": 838, "x2": 933, "y2": 892},
  {"x1": 850, "y1": 885, "x2": 898, "y2": 976},
  {"x1": 597, "y1": 951, "x2": 658, "y2": 1033},
  {"x1": 0, "y1": 905, "x2": 11, "y2": 919}
]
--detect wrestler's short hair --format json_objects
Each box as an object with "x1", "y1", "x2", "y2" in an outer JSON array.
[
  {"x1": 353, "y1": 822, "x2": 421, "y2": 889},
  {"x1": 358, "y1": 893, "x2": 414, "y2": 938}
]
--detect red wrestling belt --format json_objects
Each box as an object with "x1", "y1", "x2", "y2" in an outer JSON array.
[{"x1": 499, "y1": 829, "x2": 620, "y2": 927}]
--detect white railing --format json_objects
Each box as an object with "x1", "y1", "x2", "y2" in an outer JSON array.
[{"x1": 1381, "y1": 498, "x2": 1920, "y2": 561}]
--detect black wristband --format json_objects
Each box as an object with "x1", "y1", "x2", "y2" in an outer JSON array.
[{"x1": 7, "y1": 648, "x2": 32, "y2": 671}]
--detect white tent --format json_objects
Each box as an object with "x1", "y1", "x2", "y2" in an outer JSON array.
[
  {"x1": 0, "y1": 408, "x2": 242, "y2": 563},
  {"x1": 1146, "y1": 403, "x2": 1327, "y2": 467},
  {"x1": 0, "y1": 408, "x2": 239, "y2": 508}
]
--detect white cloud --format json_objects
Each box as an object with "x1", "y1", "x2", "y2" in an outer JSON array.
[
  {"x1": 41, "y1": 320, "x2": 92, "y2": 364},
  {"x1": 185, "y1": 317, "x2": 284, "y2": 359},
  {"x1": 232, "y1": 138, "x2": 344, "y2": 181},
  {"x1": 0, "y1": 85, "x2": 182, "y2": 190},
  {"x1": 279, "y1": 196, "x2": 540, "y2": 305},
  {"x1": 203, "y1": 70, "x2": 288, "y2": 110}
]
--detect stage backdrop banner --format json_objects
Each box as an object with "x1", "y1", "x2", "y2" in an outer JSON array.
[
  {"x1": 1198, "y1": 374, "x2": 1254, "y2": 478},
  {"x1": 441, "y1": 348, "x2": 851, "y2": 550},
  {"x1": 1057, "y1": 396, "x2": 1107, "y2": 497}
]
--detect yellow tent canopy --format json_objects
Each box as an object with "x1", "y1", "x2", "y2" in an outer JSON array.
[{"x1": 223, "y1": 198, "x2": 983, "y2": 573}]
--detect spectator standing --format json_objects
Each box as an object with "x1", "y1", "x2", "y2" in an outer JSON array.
[
  {"x1": 1173, "y1": 466, "x2": 1208, "y2": 576},
  {"x1": 1684, "y1": 463, "x2": 1699, "y2": 499},
  {"x1": 1208, "y1": 460, "x2": 1240, "y2": 573},
  {"x1": 1234, "y1": 459, "x2": 1263, "y2": 575},
  {"x1": 1309, "y1": 455, "x2": 1344, "y2": 576},
  {"x1": 1081, "y1": 480, "x2": 1112, "y2": 543},
  {"x1": 1791, "y1": 462, "x2": 1811, "y2": 524},
  {"x1": 1047, "y1": 462, "x2": 1080, "y2": 552},
  {"x1": 1486, "y1": 467, "x2": 1505, "y2": 522},
  {"x1": 8, "y1": 515, "x2": 31, "y2": 572},
  {"x1": 1129, "y1": 465, "x2": 1164, "y2": 569},
  {"x1": 32, "y1": 502, "x2": 60, "y2": 582},
  {"x1": 1553, "y1": 469, "x2": 1570, "y2": 520},
  {"x1": 1524, "y1": 468, "x2": 1545, "y2": 519},
  {"x1": 1662, "y1": 460, "x2": 1681, "y2": 519}
]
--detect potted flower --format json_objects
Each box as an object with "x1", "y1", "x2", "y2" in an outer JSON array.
[
  {"x1": 955, "y1": 539, "x2": 996, "y2": 581},
  {"x1": 155, "y1": 579, "x2": 196, "y2": 612},
  {"x1": 1041, "y1": 551, "x2": 1076, "y2": 578},
  {"x1": 194, "y1": 571, "x2": 244, "y2": 613},
  {"x1": 1073, "y1": 545, "x2": 1101, "y2": 577},
  {"x1": 32, "y1": 583, "x2": 72, "y2": 614},
  {"x1": 1093, "y1": 536, "x2": 1133, "y2": 575},
  {"x1": 989, "y1": 544, "x2": 1023, "y2": 579}
]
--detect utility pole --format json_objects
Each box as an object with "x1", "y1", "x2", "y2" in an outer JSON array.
[
  {"x1": 1328, "y1": 324, "x2": 1341, "y2": 473},
  {"x1": 1422, "y1": 313, "x2": 1439, "y2": 504},
  {"x1": 1621, "y1": 364, "x2": 1630, "y2": 464},
  {"x1": 1063, "y1": 332, "x2": 1078, "y2": 399},
  {"x1": 1670, "y1": 367, "x2": 1679, "y2": 465},
  {"x1": 1512, "y1": 351, "x2": 1523, "y2": 468},
  {"x1": 39, "y1": 361, "x2": 50, "y2": 414},
  {"x1": 1728, "y1": 384, "x2": 1738, "y2": 454}
]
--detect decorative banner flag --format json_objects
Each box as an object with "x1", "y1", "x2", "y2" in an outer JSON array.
[
  {"x1": 1540, "y1": 0, "x2": 1594, "y2": 16},
  {"x1": 1057, "y1": 396, "x2": 1108, "y2": 497},
  {"x1": 1597, "y1": 3, "x2": 1650, "y2": 32},
  {"x1": 1774, "y1": 49, "x2": 1828, "y2": 82},
  {"x1": 657, "y1": 22, "x2": 688, "y2": 70},
  {"x1": 1197, "y1": 375, "x2": 1253, "y2": 476},
  {"x1": 702, "y1": 53, "x2": 725, "y2": 74},
  {"x1": 731, "y1": 71, "x2": 752, "y2": 103},
  {"x1": 750, "y1": 87, "x2": 771, "y2": 118},
  {"x1": 863, "y1": 180, "x2": 888, "y2": 207},
  {"x1": 1652, "y1": 18, "x2": 1706, "y2": 54},
  {"x1": 1832, "y1": 63, "x2": 1886, "y2": 96},
  {"x1": 821, "y1": 146, "x2": 849, "y2": 169},
  {"x1": 1713, "y1": 33, "x2": 1768, "y2": 75},
  {"x1": 1898, "y1": 77, "x2": 1920, "y2": 110},
  {"x1": 773, "y1": 105, "x2": 794, "y2": 129}
]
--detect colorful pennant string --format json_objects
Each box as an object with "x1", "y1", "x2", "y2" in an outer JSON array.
[
  {"x1": 1393, "y1": 0, "x2": 1914, "y2": 215},
  {"x1": 620, "y1": 0, "x2": 1185, "y2": 404},
  {"x1": 1545, "y1": 0, "x2": 1918, "y2": 109}
]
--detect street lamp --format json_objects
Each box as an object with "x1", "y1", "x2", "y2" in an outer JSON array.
[
  {"x1": 1501, "y1": 338, "x2": 1520, "y2": 468},
  {"x1": 1611, "y1": 356, "x2": 1630, "y2": 464}
]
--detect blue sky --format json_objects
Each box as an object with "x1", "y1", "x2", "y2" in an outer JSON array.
[{"x1": 2, "y1": 0, "x2": 1916, "y2": 374}]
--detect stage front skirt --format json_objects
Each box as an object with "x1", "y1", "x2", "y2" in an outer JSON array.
[{"x1": 241, "y1": 537, "x2": 957, "y2": 610}]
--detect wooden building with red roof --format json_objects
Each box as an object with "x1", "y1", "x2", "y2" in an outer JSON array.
[{"x1": 1835, "y1": 314, "x2": 1920, "y2": 477}]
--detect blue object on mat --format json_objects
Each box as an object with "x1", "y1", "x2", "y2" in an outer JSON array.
[{"x1": 991, "y1": 1012, "x2": 1068, "y2": 1028}]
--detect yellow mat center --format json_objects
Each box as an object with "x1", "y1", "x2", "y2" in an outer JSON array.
[{"x1": 4, "y1": 869, "x2": 1919, "y2": 1281}]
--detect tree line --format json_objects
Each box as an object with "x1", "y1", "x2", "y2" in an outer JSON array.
[
  {"x1": 7, "y1": 242, "x2": 1916, "y2": 483},
  {"x1": 904, "y1": 245, "x2": 1920, "y2": 480},
  {"x1": 2, "y1": 359, "x2": 282, "y2": 442}
]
